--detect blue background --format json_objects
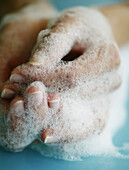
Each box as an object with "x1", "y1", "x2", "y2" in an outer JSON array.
[
  {"x1": 0, "y1": 0, "x2": 129, "y2": 170},
  {"x1": 51, "y1": 0, "x2": 124, "y2": 10}
]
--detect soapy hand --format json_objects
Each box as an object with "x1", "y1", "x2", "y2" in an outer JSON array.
[
  {"x1": 9, "y1": 7, "x2": 120, "y2": 92},
  {"x1": 0, "y1": 6, "x2": 121, "y2": 150},
  {"x1": 0, "y1": 81, "x2": 62, "y2": 151}
]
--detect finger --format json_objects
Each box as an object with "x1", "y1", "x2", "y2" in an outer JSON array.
[
  {"x1": 25, "y1": 81, "x2": 48, "y2": 121},
  {"x1": 1, "y1": 88, "x2": 15, "y2": 99},
  {"x1": 4, "y1": 82, "x2": 48, "y2": 151},
  {"x1": 28, "y1": 6, "x2": 117, "y2": 68},
  {"x1": 0, "y1": 98, "x2": 10, "y2": 121},
  {"x1": 41, "y1": 93, "x2": 63, "y2": 143},
  {"x1": 28, "y1": 8, "x2": 81, "y2": 67},
  {"x1": 47, "y1": 93, "x2": 63, "y2": 126},
  {"x1": 3, "y1": 96, "x2": 25, "y2": 152},
  {"x1": 1, "y1": 82, "x2": 27, "y2": 99},
  {"x1": 9, "y1": 97, "x2": 25, "y2": 130},
  {"x1": 9, "y1": 44, "x2": 120, "y2": 93},
  {"x1": 48, "y1": 93, "x2": 61, "y2": 109},
  {"x1": 41, "y1": 128, "x2": 54, "y2": 143}
]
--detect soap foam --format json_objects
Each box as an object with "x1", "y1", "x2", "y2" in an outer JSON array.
[
  {"x1": 29, "y1": 44, "x2": 129, "y2": 161},
  {"x1": 0, "y1": 43, "x2": 128, "y2": 159}
]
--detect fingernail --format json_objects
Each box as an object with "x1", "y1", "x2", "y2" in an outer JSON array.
[
  {"x1": 14, "y1": 100, "x2": 24, "y2": 105},
  {"x1": 28, "y1": 61, "x2": 41, "y2": 66},
  {"x1": 1, "y1": 88, "x2": 15, "y2": 98},
  {"x1": 13, "y1": 100, "x2": 24, "y2": 111},
  {"x1": 42, "y1": 135, "x2": 59, "y2": 144},
  {"x1": 41, "y1": 129, "x2": 54, "y2": 143},
  {"x1": 12, "y1": 147, "x2": 24, "y2": 152},
  {"x1": 30, "y1": 91, "x2": 43, "y2": 94},
  {"x1": 11, "y1": 100, "x2": 24, "y2": 115},
  {"x1": 32, "y1": 139, "x2": 40, "y2": 144},
  {"x1": 43, "y1": 135, "x2": 58, "y2": 144},
  {"x1": 10, "y1": 74, "x2": 25, "y2": 83},
  {"x1": 48, "y1": 99, "x2": 60, "y2": 109}
]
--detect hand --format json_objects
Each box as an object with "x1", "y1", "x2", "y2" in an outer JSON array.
[
  {"x1": 0, "y1": 0, "x2": 60, "y2": 150},
  {"x1": 0, "y1": 81, "x2": 108, "y2": 150},
  {"x1": 0, "y1": 7, "x2": 121, "y2": 147},
  {"x1": 8, "y1": 7, "x2": 120, "y2": 94},
  {"x1": 0, "y1": 81, "x2": 62, "y2": 151}
]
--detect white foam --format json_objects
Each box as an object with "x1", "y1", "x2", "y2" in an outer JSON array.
[
  {"x1": 0, "y1": 43, "x2": 128, "y2": 160},
  {"x1": 30, "y1": 43, "x2": 129, "y2": 161}
]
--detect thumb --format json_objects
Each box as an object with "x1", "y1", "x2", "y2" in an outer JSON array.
[{"x1": 29, "y1": 8, "x2": 80, "y2": 67}]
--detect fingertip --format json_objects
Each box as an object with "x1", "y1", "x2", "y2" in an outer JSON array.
[
  {"x1": 29, "y1": 52, "x2": 45, "y2": 66},
  {"x1": 10, "y1": 74, "x2": 26, "y2": 83},
  {"x1": 25, "y1": 82, "x2": 48, "y2": 120},
  {"x1": 41, "y1": 129, "x2": 54, "y2": 143},
  {"x1": 48, "y1": 94, "x2": 61, "y2": 109},
  {"x1": 26, "y1": 83, "x2": 45, "y2": 94},
  {"x1": 10, "y1": 97, "x2": 25, "y2": 125},
  {"x1": 28, "y1": 61, "x2": 42, "y2": 66},
  {"x1": 10, "y1": 97, "x2": 24, "y2": 113},
  {"x1": 1, "y1": 88, "x2": 15, "y2": 99},
  {"x1": 25, "y1": 83, "x2": 46, "y2": 106},
  {"x1": 10, "y1": 97, "x2": 24, "y2": 107}
]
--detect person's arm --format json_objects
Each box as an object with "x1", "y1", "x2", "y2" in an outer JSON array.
[
  {"x1": 0, "y1": 0, "x2": 57, "y2": 89},
  {"x1": 0, "y1": 0, "x2": 57, "y2": 20},
  {"x1": 99, "y1": 3, "x2": 129, "y2": 46}
]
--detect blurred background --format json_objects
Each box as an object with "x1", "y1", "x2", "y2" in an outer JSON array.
[{"x1": 51, "y1": 0, "x2": 128, "y2": 10}]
